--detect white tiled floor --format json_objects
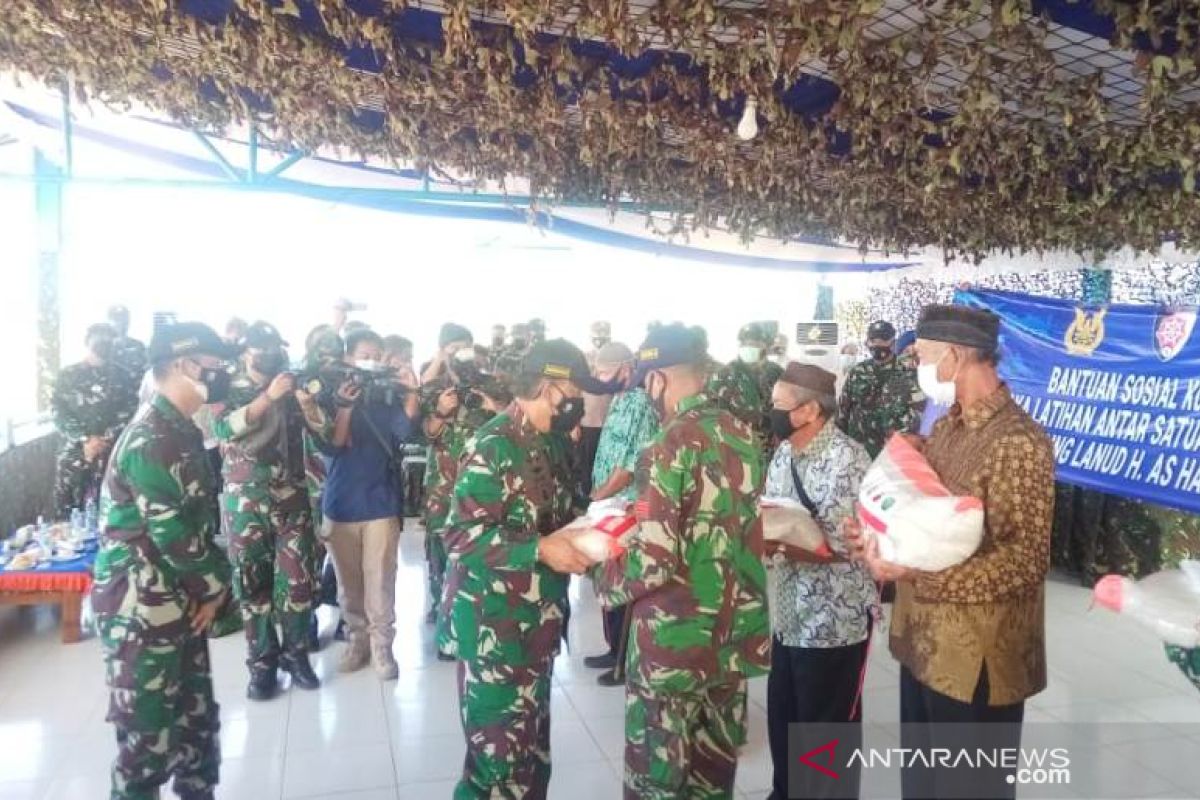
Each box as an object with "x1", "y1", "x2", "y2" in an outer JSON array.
[{"x1": 1, "y1": 527, "x2": 1198, "y2": 799}]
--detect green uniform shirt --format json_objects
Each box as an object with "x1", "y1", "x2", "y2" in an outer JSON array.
[
  {"x1": 92, "y1": 394, "x2": 231, "y2": 636},
  {"x1": 438, "y1": 403, "x2": 577, "y2": 667},
  {"x1": 836, "y1": 356, "x2": 925, "y2": 458},
  {"x1": 594, "y1": 392, "x2": 771, "y2": 693}
]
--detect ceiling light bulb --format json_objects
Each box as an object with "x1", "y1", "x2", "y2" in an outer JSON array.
[{"x1": 737, "y1": 98, "x2": 759, "y2": 141}]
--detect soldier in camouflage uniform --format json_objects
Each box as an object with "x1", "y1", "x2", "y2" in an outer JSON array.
[
  {"x1": 92, "y1": 322, "x2": 236, "y2": 800},
  {"x1": 492, "y1": 322, "x2": 533, "y2": 379},
  {"x1": 592, "y1": 324, "x2": 771, "y2": 800},
  {"x1": 212, "y1": 322, "x2": 329, "y2": 700},
  {"x1": 836, "y1": 320, "x2": 925, "y2": 458},
  {"x1": 51, "y1": 322, "x2": 139, "y2": 517},
  {"x1": 108, "y1": 304, "x2": 149, "y2": 379},
  {"x1": 440, "y1": 339, "x2": 603, "y2": 799},
  {"x1": 728, "y1": 322, "x2": 784, "y2": 461}
]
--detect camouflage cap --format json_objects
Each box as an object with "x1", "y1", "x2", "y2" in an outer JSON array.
[
  {"x1": 439, "y1": 322, "x2": 473, "y2": 347},
  {"x1": 738, "y1": 321, "x2": 777, "y2": 344},
  {"x1": 149, "y1": 322, "x2": 240, "y2": 364},
  {"x1": 521, "y1": 338, "x2": 611, "y2": 393}
]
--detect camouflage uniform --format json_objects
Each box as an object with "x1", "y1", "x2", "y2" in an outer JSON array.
[
  {"x1": 113, "y1": 336, "x2": 148, "y2": 379},
  {"x1": 212, "y1": 368, "x2": 327, "y2": 673},
  {"x1": 836, "y1": 357, "x2": 924, "y2": 458},
  {"x1": 723, "y1": 359, "x2": 781, "y2": 462},
  {"x1": 51, "y1": 361, "x2": 139, "y2": 516},
  {"x1": 92, "y1": 394, "x2": 231, "y2": 800},
  {"x1": 705, "y1": 362, "x2": 763, "y2": 434},
  {"x1": 422, "y1": 400, "x2": 495, "y2": 628},
  {"x1": 593, "y1": 392, "x2": 772, "y2": 799},
  {"x1": 439, "y1": 404, "x2": 577, "y2": 799}
]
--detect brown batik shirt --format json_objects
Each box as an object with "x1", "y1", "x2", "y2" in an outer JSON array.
[{"x1": 889, "y1": 384, "x2": 1055, "y2": 706}]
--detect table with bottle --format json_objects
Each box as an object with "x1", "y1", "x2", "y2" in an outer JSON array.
[{"x1": 0, "y1": 500, "x2": 101, "y2": 643}]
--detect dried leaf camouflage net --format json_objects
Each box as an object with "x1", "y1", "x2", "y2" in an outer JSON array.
[{"x1": 2, "y1": 0, "x2": 1200, "y2": 260}]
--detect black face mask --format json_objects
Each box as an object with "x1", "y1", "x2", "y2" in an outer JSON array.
[
  {"x1": 870, "y1": 345, "x2": 894, "y2": 362},
  {"x1": 199, "y1": 366, "x2": 232, "y2": 404},
  {"x1": 769, "y1": 408, "x2": 798, "y2": 440},
  {"x1": 252, "y1": 350, "x2": 287, "y2": 377},
  {"x1": 90, "y1": 340, "x2": 114, "y2": 361},
  {"x1": 550, "y1": 391, "x2": 585, "y2": 434}
]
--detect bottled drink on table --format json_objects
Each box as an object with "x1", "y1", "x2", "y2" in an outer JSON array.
[{"x1": 84, "y1": 497, "x2": 98, "y2": 536}]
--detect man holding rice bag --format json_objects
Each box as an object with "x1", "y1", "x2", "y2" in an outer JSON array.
[
  {"x1": 762, "y1": 363, "x2": 876, "y2": 800},
  {"x1": 592, "y1": 323, "x2": 770, "y2": 799},
  {"x1": 851, "y1": 304, "x2": 1055, "y2": 800}
]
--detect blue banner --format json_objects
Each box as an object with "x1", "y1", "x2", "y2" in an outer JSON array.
[{"x1": 955, "y1": 288, "x2": 1200, "y2": 514}]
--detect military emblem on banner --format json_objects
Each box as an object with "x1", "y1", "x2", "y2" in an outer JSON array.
[
  {"x1": 1064, "y1": 307, "x2": 1107, "y2": 356},
  {"x1": 1154, "y1": 307, "x2": 1197, "y2": 362}
]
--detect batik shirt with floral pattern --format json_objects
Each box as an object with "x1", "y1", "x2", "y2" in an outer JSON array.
[{"x1": 764, "y1": 421, "x2": 877, "y2": 648}]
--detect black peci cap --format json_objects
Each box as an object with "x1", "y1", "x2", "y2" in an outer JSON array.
[
  {"x1": 917, "y1": 305, "x2": 1000, "y2": 350},
  {"x1": 149, "y1": 322, "x2": 241, "y2": 365}
]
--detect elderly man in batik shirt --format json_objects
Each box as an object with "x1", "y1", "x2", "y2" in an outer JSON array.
[
  {"x1": 854, "y1": 304, "x2": 1055, "y2": 800},
  {"x1": 763, "y1": 363, "x2": 876, "y2": 800}
]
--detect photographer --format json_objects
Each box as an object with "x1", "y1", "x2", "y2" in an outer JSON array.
[
  {"x1": 213, "y1": 322, "x2": 330, "y2": 700},
  {"x1": 323, "y1": 328, "x2": 415, "y2": 681},
  {"x1": 420, "y1": 325, "x2": 508, "y2": 654}
]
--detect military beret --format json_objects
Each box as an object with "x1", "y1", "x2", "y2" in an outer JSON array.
[{"x1": 439, "y1": 323, "x2": 473, "y2": 348}]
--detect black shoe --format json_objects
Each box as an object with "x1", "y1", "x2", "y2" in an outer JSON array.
[
  {"x1": 334, "y1": 619, "x2": 347, "y2": 641},
  {"x1": 584, "y1": 652, "x2": 617, "y2": 670},
  {"x1": 436, "y1": 650, "x2": 455, "y2": 662},
  {"x1": 425, "y1": 608, "x2": 437, "y2": 625},
  {"x1": 247, "y1": 670, "x2": 278, "y2": 701},
  {"x1": 597, "y1": 669, "x2": 624, "y2": 687},
  {"x1": 281, "y1": 653, "x2": 321, "y2": 690}
]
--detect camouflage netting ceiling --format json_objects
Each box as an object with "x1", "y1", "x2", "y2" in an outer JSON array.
[{"x1": 2, "y1": 0, "x2": 1200, "y2": 261}]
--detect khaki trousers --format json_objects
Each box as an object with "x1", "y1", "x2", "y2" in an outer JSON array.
[{"x1": 324, "y1": 516, "x2": 401, "y2": 651}]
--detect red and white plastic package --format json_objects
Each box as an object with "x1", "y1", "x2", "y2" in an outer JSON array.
[
  {"x1": 856, "y1": 435, "x2": 984, "y2": 571},
  {"x1": 568, "y1": 499, "x2": 640, "y2": 562}
]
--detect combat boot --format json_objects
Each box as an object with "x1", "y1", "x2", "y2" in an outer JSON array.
[
  {"x1": 373, "y1": 643, "x2": 399, "y2": 681},
  {"x1": 247, "y1": 667, "x2": 278, "y2": 701},
  {"x1": 281, "y1": 651, "x2": 321, "y2": 690}
]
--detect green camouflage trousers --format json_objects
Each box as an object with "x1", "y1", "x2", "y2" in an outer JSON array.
[
  {"x1": 223, "y1": 484, "x2": 316, "y2": 670},
  {"x1": 54, "y1": 444, "x2": 107, "y2": 516},
  {"x1": 426, "y1": 528, "x2": 449, "y2": 616},
  {"x1": 623, "y1": 679, "x2": 747, "y2": 800},
  {"x1": 99, "y1": 619, "x2": 219, "y2": 800},
  {"x1": 455, "y1": 658, "x2": 553, "y2": 799}
]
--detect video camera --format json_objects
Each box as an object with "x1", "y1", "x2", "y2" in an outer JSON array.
[
  {"x1": 420, "y1": 361, "x2": 512, "y2": 411},
  {"x1": 297, "y1": 362, "x2": 410, "y2": 408}
]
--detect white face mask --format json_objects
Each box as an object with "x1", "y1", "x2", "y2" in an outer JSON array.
[
  {"x1": 738, "y1": 346, "x2": 763, "y2": 363},
  {"x1": 917, "y1": 353, "x2": 957, "y2": 405},
  {"x1": 453, "y1": 348, "x2": 476, "y2": 363},
  {"x1": 355, "y1": 359, "x2": 382, "y2": 372}
]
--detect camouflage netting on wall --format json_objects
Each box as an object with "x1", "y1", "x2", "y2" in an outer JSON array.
[{"x1": 0, "y1": 433, "x2": 59, "y2": 535}]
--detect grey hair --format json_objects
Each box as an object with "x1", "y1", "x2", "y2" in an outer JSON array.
[{"x1": 776, "y1": 382, "x2": 837, "y2": 417}]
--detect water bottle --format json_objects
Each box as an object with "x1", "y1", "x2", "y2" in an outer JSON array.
[
  {"x1": 1094, "y1": 560, "x2": 1200, "y2": 648},
  {"x1": 70, "y1": 508, "x2": 84, "y2": 540},
  {"x1": 84, "y1": 497, "x2": 98, "y2": 536},
  {"x1": 35, "y1": 515, "x2": 51, "y2": 555}
]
